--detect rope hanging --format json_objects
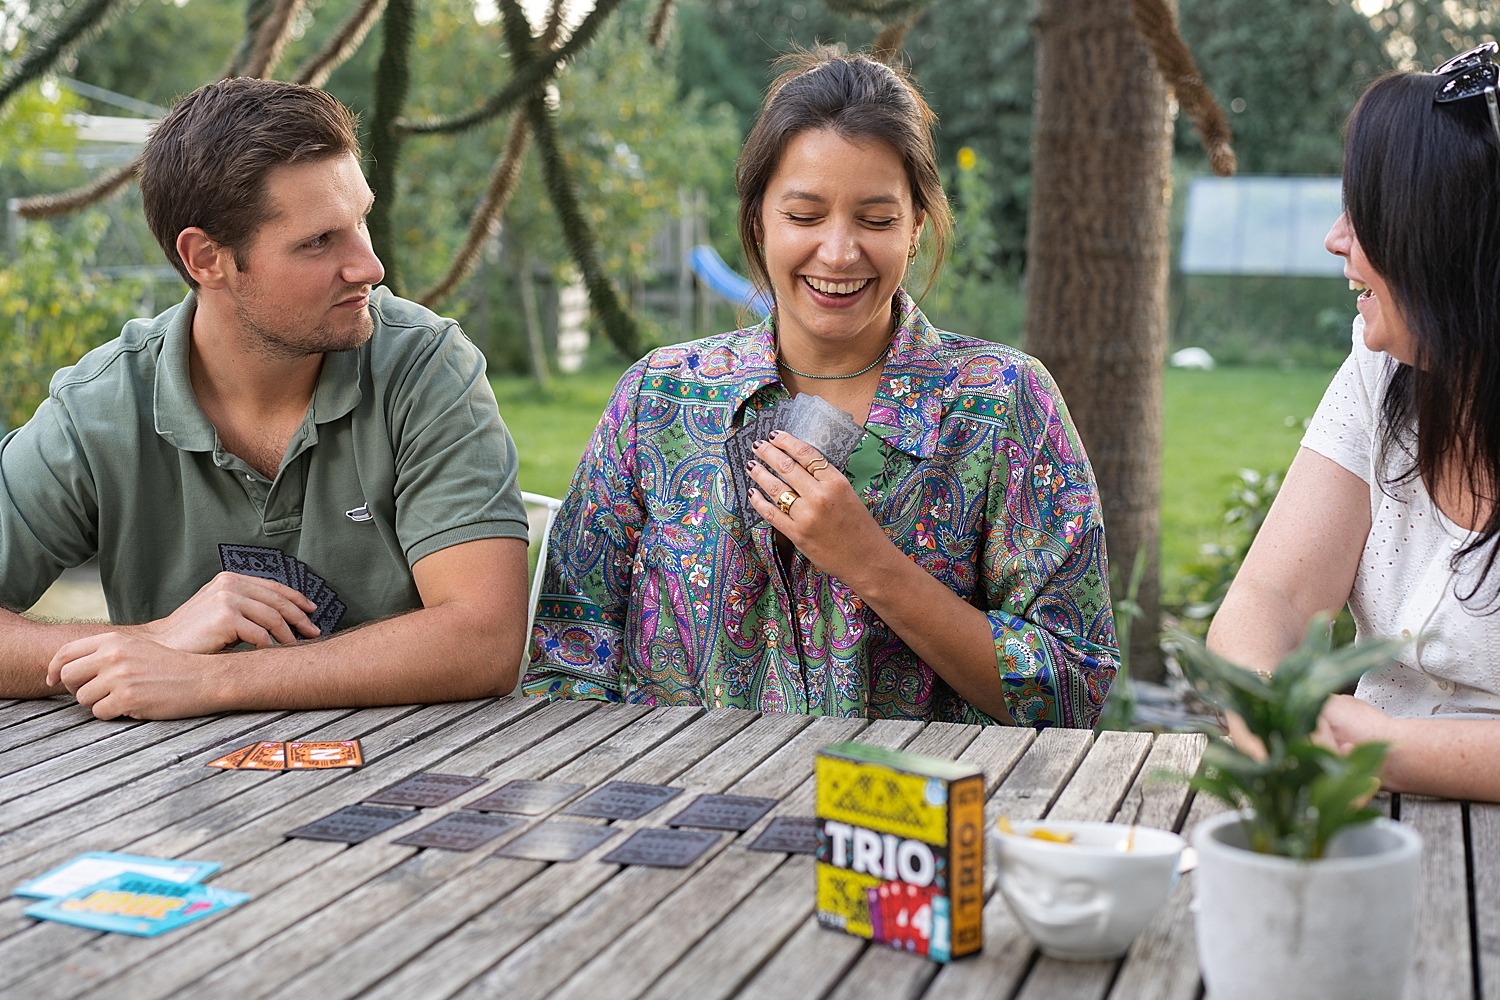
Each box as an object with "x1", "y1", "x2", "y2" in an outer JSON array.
[{"x1": 1129, "y1": 0, "x2": 1236, "y2": 176}]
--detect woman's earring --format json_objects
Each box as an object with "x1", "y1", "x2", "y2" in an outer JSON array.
[{"x1": 907, "y1": 244, "x2": 918, "y2": 261}]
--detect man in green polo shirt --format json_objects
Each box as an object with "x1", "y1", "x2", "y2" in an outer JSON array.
[{"x1": 0, "y1": 79, "x2": 532, "y2": 719}]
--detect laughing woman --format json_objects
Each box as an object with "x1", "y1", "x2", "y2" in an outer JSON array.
[
  {"x1": 1210, "y1": 44, "x2": 1500, "y2": 800},
  {"x1": 521, "y1": 49, "x2": 1118, "y2": 727}
]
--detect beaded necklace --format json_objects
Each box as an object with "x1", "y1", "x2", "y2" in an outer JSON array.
[{"x1": 776, "y1": 348, "x2": 886, "y2": 380}]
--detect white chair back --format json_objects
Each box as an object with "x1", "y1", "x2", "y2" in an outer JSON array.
[{"x1": 519, "y1": 491, "x2": 564, "y2": 671}]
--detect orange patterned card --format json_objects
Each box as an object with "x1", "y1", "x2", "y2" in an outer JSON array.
[
  {"x1": 286, "y1": 740, "x2": 363, "y2": 769},
  {"x1": 206, "y1": 743, "x2": 258, "y2": 769},
  {"x1": 240, "y1": 742, "x2": 288, "y2": 770}
]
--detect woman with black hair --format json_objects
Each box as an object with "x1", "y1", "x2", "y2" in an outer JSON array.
[{"x1": 1210, "y1": 44, "x2": 1500, "y2": 800}]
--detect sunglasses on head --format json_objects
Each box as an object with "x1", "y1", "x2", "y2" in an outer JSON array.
[{"x1": 1434, "y1": 41, "x2": 1500, "y2": 146}]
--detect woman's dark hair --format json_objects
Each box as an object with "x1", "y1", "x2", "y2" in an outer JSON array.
[
  {"x1": 140, "y1": 78, "x2": 361, "y2": 288},
  {"x1": 734, "y1": 47, "x2": 954, "y2": 307},
  {"x1": 1344, "y1": 70, "x2": 1500, "y2": 604}
]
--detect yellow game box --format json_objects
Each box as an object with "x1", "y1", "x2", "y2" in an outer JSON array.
[{"x1": 814, "y1": 742, "x2": 985, "y2": 962}]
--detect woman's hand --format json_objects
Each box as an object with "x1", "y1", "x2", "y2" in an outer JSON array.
[
  {"x1": 746, "y1": 431, "x2": 890, "y2": 581},
  {"x1": 745, "y1": 429, "x2": 1013, "y2": 722},
  {"x1": 1315, "y1": 694, "x2": 1400, "y2": 753},
  {"x1": 1225, "y1": 695, "x2": 1396, "y2": 759}
]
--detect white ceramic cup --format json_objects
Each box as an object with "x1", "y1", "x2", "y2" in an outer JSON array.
[{"x1": 990, "y1": 819, "x2": 1186, "y2": 960}]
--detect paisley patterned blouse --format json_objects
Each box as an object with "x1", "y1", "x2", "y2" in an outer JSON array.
[{"x1": 521, "y1": 293, "x2": 1118, "y2": 727}]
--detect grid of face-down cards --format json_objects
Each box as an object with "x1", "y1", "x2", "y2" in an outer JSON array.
[
  {"x1": 219, "y1": 543, "x2": 347, "y2": 636},
  {"x1": 724, "y1": 393, "x2": 864, "y2": 523},
  {"x1": 280, "y1": 773, "x2": 818, "y2": 866}
]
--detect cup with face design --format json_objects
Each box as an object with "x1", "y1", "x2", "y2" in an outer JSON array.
[{"x1": 990, "y1": 819, "x2": 1186, "y2": 960}]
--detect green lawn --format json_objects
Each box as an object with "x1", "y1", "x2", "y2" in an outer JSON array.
[
  {"x1": 495, "y1": 368, "x2": 624, "y2": 501},
  {"x1": 1160, "y1": 364, "x2": 1335, "y2": 585},
  {"x1": 494, "y1": 362, "x2": 1338, "y2": 595}
]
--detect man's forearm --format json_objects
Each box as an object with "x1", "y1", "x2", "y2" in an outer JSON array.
[
  {"x1": 46, "y1": 601, "x2": 522, "y2": 720},
  {"x1": 0, "y1": 608, "x2": 118, "y2": 698},
  {"x1": 211, "y1": 598, "x2": 522, "y2": 710},
  {"x1": 46, "y1": 537, "x2": 530, "y2": 719}
]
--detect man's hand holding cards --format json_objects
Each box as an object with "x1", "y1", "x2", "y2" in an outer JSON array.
[
  {"x1": 218, "y1": 544, "x2": 347, "y2": 639},
  {"x1": 727, "y1": 393, "x2": 864, "y2": 523}
]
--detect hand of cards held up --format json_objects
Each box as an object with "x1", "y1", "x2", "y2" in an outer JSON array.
[{"x1": 725, "y1": 393, "x2": 863, "y2": 523}]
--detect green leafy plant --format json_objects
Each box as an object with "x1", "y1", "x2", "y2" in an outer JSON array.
[
  {"x1": 1170, "y1": 621, "x2": 1401, "y2": 859},
  {"x1": 1173, "y1": 467, "x2": 1282, "y2": 634}
]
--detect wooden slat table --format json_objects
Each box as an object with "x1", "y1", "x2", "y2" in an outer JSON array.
[{"x1": 0, "y1": 697, "x2": 1481, "y2": 998}]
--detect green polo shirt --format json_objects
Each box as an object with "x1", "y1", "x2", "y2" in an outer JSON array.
[{"x1": 0, "y1": 287, "x2": 529, "y2": 628}]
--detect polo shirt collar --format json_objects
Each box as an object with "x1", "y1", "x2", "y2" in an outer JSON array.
[
  {"x1": 154, "y1": 291, "x2": 366, "y2": 454},
  {"x1": 153, "y1": 293, "x2": 216, "y2": 453}
]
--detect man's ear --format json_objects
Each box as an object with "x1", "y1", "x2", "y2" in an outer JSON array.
[{"x1": 178, "y1": 228, "x2": 230, "y2": 289}]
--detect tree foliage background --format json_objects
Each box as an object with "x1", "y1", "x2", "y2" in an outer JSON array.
[{"x1": 4, "y1": 0, "x2": 1500, "y2": 684}]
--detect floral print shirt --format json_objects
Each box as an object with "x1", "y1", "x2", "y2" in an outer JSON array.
[{"x1": 521, "y1": 293, "x2": 1118, "y2": 727}]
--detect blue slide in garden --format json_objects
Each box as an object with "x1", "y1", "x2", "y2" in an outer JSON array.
[{"x1": 688, "y1": 244, "x2": 773, "y2": 319}]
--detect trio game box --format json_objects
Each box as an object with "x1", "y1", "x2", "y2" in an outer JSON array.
[{"x1": 814, "y1": 741, "x2": 985, "y2": 962}]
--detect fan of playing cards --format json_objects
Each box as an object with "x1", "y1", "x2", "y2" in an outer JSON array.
[
  {"x1": 219, "y1": 544, "x2": 346, "y2": 635},
  {"x1": 726, "y1": 393, "x2": 864, "y2": 522}
]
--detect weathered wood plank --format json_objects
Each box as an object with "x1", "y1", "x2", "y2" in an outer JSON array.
[
  {"x1": 0, "y1": 705, "x2": 434, "y2": 991},
  {"x1": 935, "y1": 732, "x2": 1202, "y2": 1000},
  {"x1": 1106, "y1": 803, "x2": 1216, "y2": 1000},
  {"x1": 0, "y1": 699, "x2": 533, "y2": 999},
  {"x1": 0, "y1": 698, "x2": 89, "y2": 740},
  {"x1": 987, "y1": 728, "x2": 1094, "y2": 828},
  {"x1": 439, "y1": 709, "x2": 806, "y2": 999},
  {"x1": 347, "y1": 707, "x2": 769, "y2": 1000},
  {"x1": 459, "y1": 715, "x2": 931, "y2": 1000},
  {"x1": 0, "y1": 709, "x2": 362, "y2": 878},
  {"x1": 1402, "y1": 796, "x2": 1474, "y2": 1000},
  {"x1": 958, "y1": 726, "x2": 1038, "y2": 795},
  {"x1": 1014, "y1": 736, "x2": 1209, "y2": 1000},
  {"x1": 0, "y1": 710, "x2": 293, "y2": 835},
  {"x1": 1046, "y1": 729, "x2": 1154, "y2": 822},
  {"x1": 639, "y1": 855, "x2": 815, "y2": 1000},
  {"x1": 921, "y1": 728, "x2": 1099, "y2": 1000},
  {"x1": 732, "y1": 722, "x2": 1026, "y2": 1000},
  {"x1": 1104, "y1": 737, "x2": 1214, "y2": 1000},
  {"x1": 196, "y1": 699, "x2": 648, "y2": 1000},
  {"x1": 248, "y1": 701, "x2": 670, "y2": 1000},
  {"x1": 0, "y1": 713, "x2": 163, "y2": 786},
  {"x1": 545, "y1": 714, "x2": 870, "y2": 1000},
  {"x1": 1470, "y1": 803, "x2": 1500, "y2": 1000},
  {"x1": 0, "y1": 706, "x2": 360, "y2": 973},
  {"x1": 0, "y1": 695, "x2": 73, "y2": 728}
]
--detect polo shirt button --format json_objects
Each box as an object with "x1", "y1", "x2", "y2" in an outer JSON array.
[
  {"x1": 1451, "y1": 539, "x2": 1462, "y2": 550},
  {"x1": 1400, "y1": 629, "x2": 1412, "y2": 639},
  {"x1": 246, "y1": 473, "x2": 255, "y2": 481}
]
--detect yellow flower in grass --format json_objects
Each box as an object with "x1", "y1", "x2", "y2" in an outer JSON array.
[{"x1": 957, "y1": 147, "x2": 977, "y2": 172}]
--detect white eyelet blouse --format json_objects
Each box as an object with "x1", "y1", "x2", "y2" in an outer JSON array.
[{"x1": 1301, "y1": 318, "x2": 1500, "y2": 717}]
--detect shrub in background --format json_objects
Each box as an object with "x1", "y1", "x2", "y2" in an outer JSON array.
[{"x1": 0, "y1": 212, "x2": 142, "y2": 431}]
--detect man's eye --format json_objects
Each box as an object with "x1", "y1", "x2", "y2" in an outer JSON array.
[{"x1": 305, "y1": 235, "x2": 329, "y2": 249}]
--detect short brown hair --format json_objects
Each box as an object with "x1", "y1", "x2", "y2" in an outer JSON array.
[
  {"x1": 735, "y1": 48, "x2": 953, "y2": 303},
  {"x1": 140, "y1": 78, "x2": 360, "y2": 288}
]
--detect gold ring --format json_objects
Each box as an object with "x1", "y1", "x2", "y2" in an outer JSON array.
[
  {"x1": 775, "y1": 490, "x2": 799, "y2": 515},
  {"x1": 806, "y1": 458, "x2": 829, "y2": 474}
]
